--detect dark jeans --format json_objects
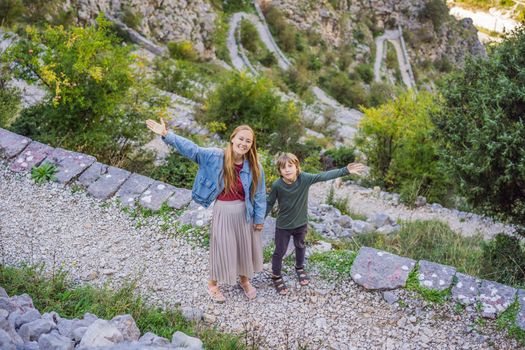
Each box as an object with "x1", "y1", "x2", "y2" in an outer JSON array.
[{"x1": 271, "y1": 224, "x2": 308, "y2": 276}]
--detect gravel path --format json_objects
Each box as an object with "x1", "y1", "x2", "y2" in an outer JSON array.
[
  {"x1": 0, "y1": 163, "x2": 519, "y2": 349},
  {"x1": 309, "y1": 180, "x2": 512, "y2": 240}
]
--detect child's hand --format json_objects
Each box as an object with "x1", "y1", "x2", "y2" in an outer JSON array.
[
  {"x1": 146, "y1": 118, "x2": 168, "y2": 137},
  {"x1": 347, "y1": 162, "x2": 366, "y2": 175},
  {"x1": 253, "y1": 224, "x2": 264, "y2": 231}
]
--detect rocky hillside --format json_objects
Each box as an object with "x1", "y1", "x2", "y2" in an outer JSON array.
[
  {"x1": 62, "y1": 0, "x2": 485, "y2": 65},
  {"x1": 268, "y1": 0, "x2": 485, "y2": 65}
]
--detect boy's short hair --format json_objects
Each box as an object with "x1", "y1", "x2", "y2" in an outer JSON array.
[{"x1": 276, "y1": 153, "x2": 301, "y2": 176}]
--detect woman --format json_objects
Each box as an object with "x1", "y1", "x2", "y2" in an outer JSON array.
[{"x1": 146, "y1": 118, "x2": 266, "y2": 302}]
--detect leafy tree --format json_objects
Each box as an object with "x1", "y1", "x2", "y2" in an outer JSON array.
[
  {"x1": 198, "y1": 71, "x2": 303, "y2": 153},
  {"x1": 433, "y1": 27, "x2": 525, "y2": 228},
  {"x1": 0, "y1": 66, "x2": 21, "y2": 128},
  {"x1": 357, "y1": 90, "x2": 451, "y2": 204},
  {"x1": 5, "y1": 16, "x2": 160, "y2": 164}
]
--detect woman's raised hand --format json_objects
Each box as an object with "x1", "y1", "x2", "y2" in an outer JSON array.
[
  {"x1": 146, "y1": 118, "x2": 168, "y2": 137},
  {"x1": 347, "y1": 162, "x2": 367, "y2": 175}
]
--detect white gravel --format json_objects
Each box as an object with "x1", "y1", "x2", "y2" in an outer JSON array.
[{"x1": 0, "y1": 162, "x2": 520, "y2": 349}]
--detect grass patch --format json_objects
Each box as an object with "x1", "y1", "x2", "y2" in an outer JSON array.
[
  {"x1": 405, "y1": 264, "x2": 452, "y2": 304},
  {"x1": 308, "y1": 250, "x2": 357, "y2": 282},
  {"x1": 263, "y1": 243, "x2": 275, "y2": 264},
  {"x1": 0, "y1": 264, "x2": 244, "y2": 349},
  {"x1": 176, "y1": 223, "x2": 210, "y2": 248},
  {"x1": 31, "y1": 163, "x2": 58, "y2": 184},
  {"x1": 497, "y1": 298, "x2": 525, "y2": 346},
  {"x1": 349, "y1": 220, "x2": 485, "y2": 277}
]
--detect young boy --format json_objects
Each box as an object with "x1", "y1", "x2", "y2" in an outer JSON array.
[{"x1": 266, "y1": 153, "x2": 365, "y2": 295}]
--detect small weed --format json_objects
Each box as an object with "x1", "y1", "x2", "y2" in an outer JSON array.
[
  {"x1": 496, "y1": 298, "x2": 525, "y2": 346},
  {"x1": 70, "y1": 183, "x2": 84, "y2": 194},
  {"x1": 398, "y1": 299, "x2": 408, "y2": 308},
  {"x1": 405, "y1": 265, "x2": 451, "y2": 304},
  {"x1": 308, "y1": 250, "x2": 357, "y2": 282},
  {"x1": 31, "y1": 163, "x2": 57, "y2": 184},
  {"x1": 454, "y1": 302, "x2": 465, "y2": 314},
  {"x1": 263, "y1": 243, "x2": 275, "y2": 264}
]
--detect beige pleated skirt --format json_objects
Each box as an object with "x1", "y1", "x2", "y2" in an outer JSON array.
[{"x1": 209, "y1": 200, "x2": 263, "y2": 284}]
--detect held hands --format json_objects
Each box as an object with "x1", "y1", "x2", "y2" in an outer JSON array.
[
  {"x1": 253, "y1": 224, "x2": 264, "y2": 232},
  {"x1": 146, "y1": 118, "x2": 168, "y2": 137},
  {"x1": 347, "y1": 162, "x2": 367, "y2": 176}
]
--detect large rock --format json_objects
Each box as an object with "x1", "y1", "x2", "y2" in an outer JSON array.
[
  {"x1": 79, "y1": 319, "x2": 123, "y2": 348},
  {"x1": 478, "y1": 280, "x2": 516, "y2": 319},
  {"x1": 115, "y1": 173, "x2": 155, "y2": 207},
  {"x1": 44, "y1": 148, "x2": 96, "y2": 184},
  {"x1": 451, "y1": 272, "x2": 480, "y2": 306},
  {"x1": 167, "y1": 188, "x2": 193, "y2": 210},
  {"x1": 139, "y1": 181, "x2": 176, "y2": 211},
  {"x1": 178, "y1": 201, "x2": 213, "y2": 227},
  {"x1": 417, "y1": 260, "x2": 456, "y2": 292},
  {"x1": 350, "y1": 247, "x2": 416, "y2": 290},
  {"x1": 14, "y1": 309, "x2": 41, "y2": 329},
  {"x1": 38, "y1": 332, "x2": 74, "y2": 350},
  {"x1": 517, "y1": 289, "x2": 525, "y2": 331},
  {"x1": 367, "y1": 213, "x2": 394, "y2": 228},
  {"x1": 0, "y1": 318, "x2": 23, "y2": 346},
  {"x1": 86, "y1": 166, "x2": 131, "y2": 199},
  {"x1": 0, "y1": 128, "x2": 31, "y2": 159},
  {"x1": 0, "y1": 297, "x2": 15, "y2": 313},
  {"x1": 77, "y1": 162, "x2": 106, "y2": 187},
  {"x1": 351, "y1": 220, "x2": 375, "y2": 235},
  {"x1": 109, "y1": 315, "x2": 140, "y2": 342},
  {"x1": 9, "y1": 141, "x2": 54, "y2": 173},
  {"x1": 171, "y1": 331, "x2": 203, "y2": 350},
  {"x1": 18, "y1": 319, "x2": 55, "y2": 342},
  {"x1": 0, "y1": 328, "x2": 15, "y2": 350},
  {"x1": 139, "y1": 331, "x2": 170, "y2": 346}
]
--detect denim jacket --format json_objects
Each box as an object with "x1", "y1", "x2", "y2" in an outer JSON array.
[{"x1": 162, "y1": 131, "x2": 266, "y2": 224}]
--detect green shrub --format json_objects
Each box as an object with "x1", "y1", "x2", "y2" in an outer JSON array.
[
  {"x1": 357, "y1": 90, "x2": 452, "y2": 204},
  {"x1": 240, "y1": 20, "x2": 259, "y2": 53},
  {"x1": 198, "y1": 71, "x2": 304, "y2": 153},
  {"x1": 222, "y1": 0, "x2": 251, "y2": 13},
  {"x1": 323, "y1": 146, "x2": 356, "y2": 169},
  {"x1": 0, "y1": 0, "x2": 70, "y2": 27},
  {"x1": 144, "y1": 151, "x2": 198, "y2": 189},
  {"x1": 282, "y1": 66, "x2": 311, "y2": 95},
  {"x1": 31, "y1": 163, "x2": 58, "y2": 184},
  {"x1": 368, "y1": 81, "x2": 395, "y2": 107},
  {"x1": 121, "y1": 5, "x2": 142, "y2": 30},
  {"x1": 419, "y1": 0, "x2": 449, "y2": 30},
  {"x1": 355, "y1": 63, "x2": 374, "y2": 84},
  {"x1": 167, "y1": 41, "x2": 199, "y2": 61},
  {"x1": 481, "y1": 234, "x2": 525, "y2": 287},
  {"x1": 0, "y1": 0, "x2": 24, "y2": 26},
  {"x1": 0, "y1": 68, "x2": 21, "y2": 128},
  {"x1": 262, "y1": 4, "x2": 297, "y2": 53},
  {"x1": 5, "y1": 16, "x2": 156, "y2": 165},
  {"x1": 319, "y1": 70, "x2": 368, "y2": 107},
  {"x1": 433, "y1": 27, "x2": 525, "y2": 228}
]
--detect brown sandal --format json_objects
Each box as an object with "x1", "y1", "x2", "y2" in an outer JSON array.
[
  {"x1": 272, "y1": 275, "x2": 289, "y2": 295},
  {"x1": 296, "y1": 268, "x2": 310, "y2": 286},
  {"x1": 207, "y1": 285, "x2": 226, "y2": 303}
]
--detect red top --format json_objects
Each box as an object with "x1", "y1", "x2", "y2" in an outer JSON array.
[{"x1": 217, "y1": 163, "x2": 245, "y2": 201}]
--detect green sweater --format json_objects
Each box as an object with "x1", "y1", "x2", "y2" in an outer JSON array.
[{"x1": 266, "y1": 167, "x2": 349, "y2": 229}]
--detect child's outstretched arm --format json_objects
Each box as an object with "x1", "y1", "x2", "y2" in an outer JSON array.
[{"x1": 306, "y1": 162, "x2": 366, "y2": 185}]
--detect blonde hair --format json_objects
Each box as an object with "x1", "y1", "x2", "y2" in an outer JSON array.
[
  {"x1": 223, "y1": 125, "x2": 260, "y2": 200},
  {"x1": 276, "y1": 153, "x2": 301, "y2": 177}
]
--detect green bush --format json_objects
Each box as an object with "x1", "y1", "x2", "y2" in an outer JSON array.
[
  {"x1": 262, "y1": 4, "x2": 297, "y2": 53},
  {"x1": 319, "y1": 70, "x2": 368, "y2": 107},
  {"x1": 355, "y1": 63, "x2": 374, "y2": 84},
  {"x1": 282, "y1": 66, "x2": 311, "y2": 95},
  {"x1": 323, "y1": 146, "x2": 356, "y2": 169},
  {"x1": 357, "y1": 90, "x2": 452, "y2": 204},
  {"x1": 0, "y1": 68, "x2": 21, "y2": 128},
  {"x1": 433, "y1": 27, "x2": 525, "y2": 228},
  {"x1": 240, "y1": 20, "x2": 259, "y2": 53},
  {"x1": 121, "y1": 5, "x2": 142, "y2": 30},
  {"x1": 167, "y1": 41, "x2": 199, "y2": 61},
  {"x1": 199, "y1": 71, "x2": 303, "y2": 153},
  {"x1": 481, "y1": 234, "x2": 525, "y2": 287},
  {"x1": 5, "y1": 16, "x2": 157, "y2": 165},
  {"x1": 368, "y1": 81, "x2": 395, "y2": 107},
  {"x1": 144, "y1": 151, "x2": 198, "y2": 189},
  {"x1": 419, "y1": 0, "x2": 449, "y2": 30},
  {"x1": 0, "y1": 0, "x2": 24, "y2": 26}
]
